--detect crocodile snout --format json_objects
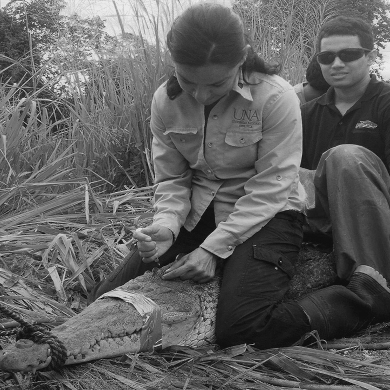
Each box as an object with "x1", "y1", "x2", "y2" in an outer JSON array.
[
  {"x1": 0, "y1": 340, "x2": 51, "y2": 373},
  {"x1": 15, "y1": 339, "x2": 35, "y2": 349}
]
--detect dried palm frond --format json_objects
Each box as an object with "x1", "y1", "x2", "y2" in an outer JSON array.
[
  {"x1": 0, "y1": 188, "x2": 388, "y2": 390},
  {"x1": 1, "y1": 341, "x2": 388, "y2": 390}
]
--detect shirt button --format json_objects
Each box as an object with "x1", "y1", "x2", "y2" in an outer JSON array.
[
  {"x1": 240, "y1": 138, "x2": 245, "y2": 144},
  {"x1": 211, "y1": 191, "x2": 215, "y2": 196},
  {"x1": 213, "y1": 115, "x2": 218, "y2": 120},
  {"x1": 276, "y1": 175, "x2": 282, "y2": 181},
  {"x1": 207, "y1": 169, "x2": 212, "y2": 174},
  {"x1": 207, "y1": 142, "x2": 212, "y2": 147},
  {"x1": 227, "y1": 245, "x2": 233, "y2": 251},
  {"x1": 278, "y1": 259, "x2": 283, "y2": 265}
]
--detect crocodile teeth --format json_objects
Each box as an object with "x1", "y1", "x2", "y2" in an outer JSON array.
[{"x1": 99, "y1": 340, "x2": 110, "y2": 350}]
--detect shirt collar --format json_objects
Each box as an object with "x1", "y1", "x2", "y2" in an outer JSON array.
[
  {"x1": 232, "y1": 68, "x2": 253, "y2": 101},
  {"x1": 317, "y1": 74, "x2": 380, "y2": 106}
]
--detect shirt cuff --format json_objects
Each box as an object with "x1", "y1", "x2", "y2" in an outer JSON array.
[
  {"x1": 200, "y1": 228, "x2": 242, "y2": 259},
  {"x1": 153, "y1": 213, "x2": 181, "y2": 239}
]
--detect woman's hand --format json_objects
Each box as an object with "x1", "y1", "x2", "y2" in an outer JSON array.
[
  {"x1": 133, "y1": 224, "x2": 174, "y2": 263},
  {"x1": 162, "y1": 247, "x2": 217, "y2": 283}
]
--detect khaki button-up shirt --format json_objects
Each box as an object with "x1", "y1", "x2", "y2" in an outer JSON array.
[{"x1": 150, "y1": 71, "x2": 306, "y2": 259}]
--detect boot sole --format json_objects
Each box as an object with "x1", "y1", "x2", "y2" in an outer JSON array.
[{"x1": 354, "y1": 265, "x2": 390, "y2": 294}]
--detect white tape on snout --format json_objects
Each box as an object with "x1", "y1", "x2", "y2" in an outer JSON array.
[{"x1": 98, "y1": 290, "x2": 162, "y2": 352}]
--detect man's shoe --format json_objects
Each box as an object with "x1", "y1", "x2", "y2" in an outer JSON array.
[{"x1": 347, "y1": 265, "x2": 390, "y2": 323}]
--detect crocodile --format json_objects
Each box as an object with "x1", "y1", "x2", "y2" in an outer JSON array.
[
  {"x1": 0, "y1": 247, "x2": 336, "y2": 373},
  {"x1": 0, "y1": 266, "x2": 220, "y2": 373}
]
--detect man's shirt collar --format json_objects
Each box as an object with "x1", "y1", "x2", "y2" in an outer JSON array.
[{"x1": 317, "y1": 74, "x2": 380, "y2": 106}]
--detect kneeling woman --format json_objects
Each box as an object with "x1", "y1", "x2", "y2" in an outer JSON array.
[{"x1": 90, "y1": 2, "x2": 310, "y2": 349}]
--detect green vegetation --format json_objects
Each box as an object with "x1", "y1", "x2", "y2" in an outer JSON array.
[
  {"x1": 1, "y1": 0, "x2": 389, "y2": 196},
  {"x1": 0, "y1": 0, "x2": 389, "y2": 301},
  {"x1": 0, "y1": 0, "x2": 169, "y2": 193},
  {"x1": 1, "y1": 1, "x2": 390, "y2": 388},
  {"x1": 0, "y1": 0, "x2": 173, "y2": 310},
  {"x1": 234, "y1": 0, "x2": 390, "y2": 83}
]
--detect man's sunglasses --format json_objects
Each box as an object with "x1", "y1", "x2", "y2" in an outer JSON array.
[{"x1": 316, "y1": 48, "x2": 372, "y2": 65}]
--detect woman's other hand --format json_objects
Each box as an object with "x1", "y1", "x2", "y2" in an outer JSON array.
[
  {"x1": 162, "y1": 247, "x2": 217, "y2": 283},
  {"x1": 133, "y1": 224, "x2": 174, "y2": 263}
]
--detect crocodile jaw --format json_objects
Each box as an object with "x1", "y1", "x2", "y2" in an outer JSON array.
[
  {"x1": 54, "y1": 297, "x2": 145, "y2": 365},
  {"x1": 0, "y1": 268, "x2": 219, "y2": 372},
  {"x1": 64, "y1": 332, "x2": 142, "y2": 365},
  {"x1": 0, "y1": 332, "x2": 143, "y2": 372},
  {"x1": 0, "y1": 292, "x2": 204, "y2": 371}
]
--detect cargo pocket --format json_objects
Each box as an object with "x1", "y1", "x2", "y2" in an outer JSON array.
[
  {"x1": 253, "y1": 245, "x2": 295, "y2": 277},
  {"x1": 238, "y1": 245, "x2": 295, "y2": 299}
]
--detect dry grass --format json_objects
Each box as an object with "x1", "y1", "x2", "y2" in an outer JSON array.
[
  {"x1": 2, "y1": 330, "x2": 390, "y2": 389},
  {"x1": 0, "y1": 183, "x2": 389, "y2": 389}
]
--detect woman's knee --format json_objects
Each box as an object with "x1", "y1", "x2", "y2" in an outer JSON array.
[
  {"x1": 215, "y1": 300, "x2": 311, "y2": 349},
  {"x1": 215, "y1": 304, "x2": 260, "y2": 347},
  {"x1": 215, "y1": 288, "x2": 279, "y2": 348}
]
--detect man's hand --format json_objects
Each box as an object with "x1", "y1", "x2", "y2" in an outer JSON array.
[
  {"x1": 162, "y1": 247, "x2": 217, "y2": 283},
  {"x1": 133, "y1": 224, "x2": 174, "y2": 263}
]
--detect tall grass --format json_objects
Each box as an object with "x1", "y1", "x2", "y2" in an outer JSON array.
[
  {"x1": 0, "y1": 0, "x2": 340, "y2": 200},
  {"x1": 0, "y1": 0, "x2": 179, "y2": 193},
  {"x1": 0, "y1": 0, "x2": 342, "y2": 254},
  {"x1": 0, "y1": 0, "x2": 180, "y2": 299},
  {"x1": 0, "y1": 0, "x2": 349, "y2": 229},
  {"x1": 234, "y1": 0, "x2": 339, "y2": 85},
  {"x1": 0, "y1": 0, "x2": 342, "y2": 301},
  {"x1": 55, "y1": 0, "x2": 179, "y2": 188}
]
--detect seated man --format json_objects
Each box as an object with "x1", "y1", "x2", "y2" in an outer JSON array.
[
  {"x1": 300, "y1": 15, "x2": 390, "y2": 339},
  {"x1": 294, "y1": 55, "x2": 330, "y2": 105}
]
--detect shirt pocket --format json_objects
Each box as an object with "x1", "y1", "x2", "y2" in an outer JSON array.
[
  {"x1": 164, "y1": 127, "x2": 203, "y2": 163},
  {"x1": 223, "y1": 128, "x2": 263, "y2": 166},
  {"x1": 350, "y1": 125, "x2": 382, "y2": 159}
]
